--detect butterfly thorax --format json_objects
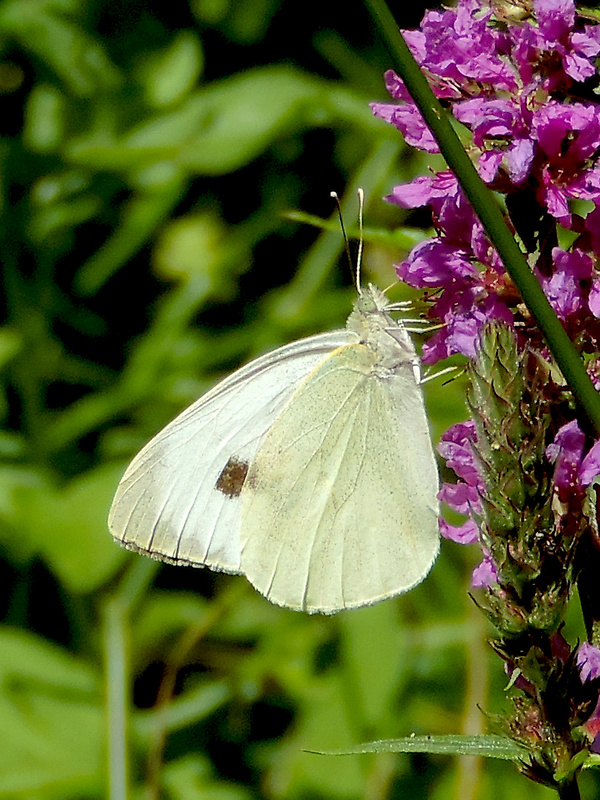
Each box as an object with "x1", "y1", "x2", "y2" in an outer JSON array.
[{"x1": 347, "y1": 284, "x2": 420, "y2": 376}]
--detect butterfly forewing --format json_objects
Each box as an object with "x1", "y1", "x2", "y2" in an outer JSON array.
[{"x1": 108, "y1": 330, "x2": 357, "y2": 572}]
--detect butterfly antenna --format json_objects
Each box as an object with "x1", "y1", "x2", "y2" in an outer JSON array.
[
  {"x1": 330, "y1": 191, "x2": 353, "y2": 275},
  {"x1": 356, "y1": 188, "x2": 364, "y2": 293},
  {"x1": 330, "y1": 189, "x2": 364, "y2": 294}
]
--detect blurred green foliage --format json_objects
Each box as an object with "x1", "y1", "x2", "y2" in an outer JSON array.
[{"x1": 0, "y1": 0, "x2": 580, "y2": 799}]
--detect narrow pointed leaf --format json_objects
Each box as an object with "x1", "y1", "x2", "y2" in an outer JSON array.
[{"x1": 307, "y1": 734, "x2": 526, "y2": 761}]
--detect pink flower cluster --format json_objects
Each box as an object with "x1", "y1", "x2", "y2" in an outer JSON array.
[
  {"x1": 373, "y1": 0, "x2": 600, "y2": 364},
  {"x1": 373, "y1": 0, "x2": 600, "y2": 560}
]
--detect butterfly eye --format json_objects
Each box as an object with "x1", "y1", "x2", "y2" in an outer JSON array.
[{"x1": 356, "y1": 293, "x2": 377, "y2": 314}]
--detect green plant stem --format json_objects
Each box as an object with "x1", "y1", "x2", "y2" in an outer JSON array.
[
  {"x1": 364, "y1": 0, "x2": 600, "y2": 436},
  {"x1": 103, "y1": 558, "x2": 159, "y2": 800},
  {"x1": 103, "y1": 596, "x2": 129, "y2": 800},
  {"x1": 144, "y1": 579, "x2": 247, "y2": 800}
]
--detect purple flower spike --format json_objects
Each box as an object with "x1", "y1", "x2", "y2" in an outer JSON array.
[{"x1": 373, "y1": 0, "x2": 600, "y2": 782}]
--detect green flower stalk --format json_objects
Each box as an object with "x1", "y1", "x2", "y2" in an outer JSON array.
[
  {"x1": 467, "y1": 325, "x2": 598, "y2": 790},
  {"x1": 467, "y1": 325, "x2": 561, "y2": 632}
]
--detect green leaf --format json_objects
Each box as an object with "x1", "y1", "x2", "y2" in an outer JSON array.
[
  {"x1": 162, "y1": 754, "x2": 252, "y2": 800},
  {"x1": 0, "y1": 327, "x2": 21, "y2": 369},
  {"x1": 67, "y1": 66, "x2": 378, "y2": 176},
  {"x1": 583, "y1": 753, "x2": 600, "y2": 769},
  {"x1": 306, "y1": 734, "x2": 526, "y2": 761},
  {"x1": 0, "y1": 0, "x2": 120, "y2": 96},
  {"x1": 129, "y1": 591, "x2": 210, "y2": 666},
  {"x1": 23, "y1": 84, "x2": 67, "y2": 152},
  {"x1": 0, "y1": 627, "x2": 102, "y2": 798},
  {"x1": 12, "y1": 464, "x2": 126, "y2": 592},
  {"x1": 133, "y1": 680, "x2": 231, "y2": 745},
  {"x1": 140, "y1": 31, "x2": 204, "y2": 108}
]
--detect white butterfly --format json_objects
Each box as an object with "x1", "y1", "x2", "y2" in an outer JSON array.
[{"x1": 108, "y1": 276, "x2": 440, "y2": 614}]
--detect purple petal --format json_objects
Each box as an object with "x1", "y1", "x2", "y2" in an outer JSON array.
[
  {"x1": 383, "y1": 69, "x2": 410, "y2": 101},
  {"x1": 505, "y1": 138, "x2": 535, "y2": 184},
  {"x1": 572, "y1": 26, "x2": 600, "y2": 58},
  {"x1": 538, "y1": 248, "x2": 593, "y2": 319},
  {"x1": 478, "y1": 150, "x2": 504, "y2": 183},
  {"x1": 397, "y1": 240, "x2": 477, "y2": 290},
  {"x1": 439, "y1": 517, "x2": 480, "y2": 544},
  {"x1": 454, "y1": 97, "x2": 518, "y2": 144},
  {"x1": 535, "y1": 0, "x2": 575, "y2": 41},
  {"x1": 472, "y1": 555, "x2": 498, "y2": 588},
  {"x1": 386, "y1": 171, "x2": 457, "y2": 210},
  {"x1": 580, "y1": 439, "x2": 600, "y2": 486},
  {"x1": 547, "y1": 419, "x2": 584, "y2": 461},
  {"x1": 589, "y1": 280, "x2": 600, "y2": 317},
  {"x1": 438, "y1": 481, "x2": 481, "y2": 515},
  {"x1": 373, "y1": 102, "x2": 440, "y2": 153},
  {"x1": 436, "y1": 298, "x2": 515, "y2": 360},
  {"x1": 541, "y1": 177, "x2": 572, "y2": 226},
  {"x1": 438, "y1": 425, "x2": 482, "y2": 486},
  {"x1": 564, "y1": 48, "x2": 597, "y2": 82},
  {"x1": 577, "y1": 642, "x2": 600, "y2": 682},
  {"x1": 546, "y1": 419, "x2": 585, "y2": 493}
]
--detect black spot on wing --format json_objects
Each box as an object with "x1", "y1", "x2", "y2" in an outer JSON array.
[{"x1": 216, "y1": 456, "x2": 249, "y2": 498}]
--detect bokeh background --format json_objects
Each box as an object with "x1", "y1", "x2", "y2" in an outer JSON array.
[{"x1": 0, "y1": 0, "x2": 593, "y2": 798}]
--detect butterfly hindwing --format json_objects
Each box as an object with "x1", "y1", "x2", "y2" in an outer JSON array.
[{"x1": 239, "y1": 336, "x2": 439, "y2": 613}]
